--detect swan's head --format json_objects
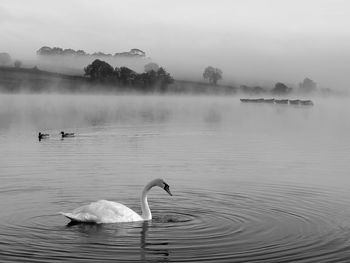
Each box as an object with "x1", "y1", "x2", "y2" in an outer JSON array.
[{"x1": 154, "y1": 178, "x2": 172, "y2": 196}]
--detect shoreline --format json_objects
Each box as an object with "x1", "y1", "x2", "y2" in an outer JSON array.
[{"x1": 0, "y1": 66, "x2": 342, "y2": 96}]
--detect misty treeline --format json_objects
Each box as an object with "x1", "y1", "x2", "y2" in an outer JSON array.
[
  {"x1": 240, "y1": 78, "x2": 317, "y2": 95},
  {"x1": 1, "y1": 48, "x2": 322, "y2": 94},
  {"x1": 37, "y1": 46, "x2": 146, "y2": 58},
  {"x1": 84, "y1": 59, "x2": 174, "y2": 92}
]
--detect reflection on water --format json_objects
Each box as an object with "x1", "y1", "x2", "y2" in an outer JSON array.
[
  {"x1": 140, "y1": 221, "x2": 169, "y2": 262},
  {"x1": 0, "y1": 94, "x2": 350, "y2": 262}
]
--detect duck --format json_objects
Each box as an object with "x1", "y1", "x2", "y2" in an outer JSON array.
[
  {"x1": 38, "y1": 132, "x2": 49, "y2": 141},
  {"x1": 60, "y1": 178, "x2": 172, "y2": 224},
  {"x1": 61, "y1": 131, "x2": 75, "y2": 138}
]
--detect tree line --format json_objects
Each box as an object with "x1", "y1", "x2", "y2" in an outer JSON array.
[
  {"x1": 1, "y1": 48, "x2": 319, "y2": 94},
  {"x1": 37, "y1": 46, "x2": 146, "y2": 58},
  {"x1": 84, "y1": 60, "x2": 174, "y2": 92}
]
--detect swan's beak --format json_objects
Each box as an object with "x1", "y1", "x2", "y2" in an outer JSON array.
[{"x1": 164, "y1": 183, "x2": 172, "y2": 196}]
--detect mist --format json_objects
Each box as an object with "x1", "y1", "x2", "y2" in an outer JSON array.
[
  {"x1": 1, "y1": 0, "x2": 350, "y2": 90},
  {"x1": 1, "y1": 94, "x2": 349, "y2": 139},
  {"x1": 33, "y1": 55, "x2": 151, "y2": 76},
  {"x1": 3, "y1": 2, "x2": 350, "y2": 261}
]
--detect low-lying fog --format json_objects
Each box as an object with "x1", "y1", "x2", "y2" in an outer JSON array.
[
  {"x1": 2, "y1": 0, "x2": 350, "y2": 91},
  {"x1": 0, "y1": 94, "x2": 349, "y2": 139}
]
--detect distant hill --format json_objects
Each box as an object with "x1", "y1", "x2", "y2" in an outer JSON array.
[
  {"x1": 0, "y1": 66, "x2": 237, "y2": 94},
  {"x1": 0, "y1": 66, "x2": 88, "y2": 92}
]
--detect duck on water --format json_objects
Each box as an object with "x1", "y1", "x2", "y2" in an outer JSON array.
[
  {"x1": 61, "y1": 131, "x2": 75, "y2": 138},
  {"x1": 38, "y1": 132, "x2": 49, "y2": 141},
  {"x1": 60, "y1": 178, "x2": 173, "y2": 224}
]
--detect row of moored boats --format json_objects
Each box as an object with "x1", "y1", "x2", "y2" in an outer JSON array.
[{"x1": 240, "y1": 98, "x2": 314, "y2": 106}]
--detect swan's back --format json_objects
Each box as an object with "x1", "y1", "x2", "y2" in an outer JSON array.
[{"x1": 61, "y1": 200, "x2": 143, "y2": 223}]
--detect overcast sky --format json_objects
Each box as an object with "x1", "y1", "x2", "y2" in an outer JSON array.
[{"x1": 1, "y1": 0, "x2": 350, "y2": 88}]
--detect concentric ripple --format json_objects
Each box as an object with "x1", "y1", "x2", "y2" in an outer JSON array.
[{"x1": 1, "y1": 184, "x2": 350, "y2": 262}]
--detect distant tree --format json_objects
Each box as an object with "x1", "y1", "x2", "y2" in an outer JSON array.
[
  {"x1": 299, "y1": 77, "x2": 317, "y2": 93},
  {"x1": 76, "y1": 49, "x2": 86, "y2": 56},
  {"x1": 14, "y1": 60, "x2": 22, "y2": 68},
  {"x1": 141, "y1": 70, "x2": 157, "y2": 87},
  {"x1": 84, "y1": 59, "x2": 114, "y2": 81},
  {"x1": 92, "y1": 52, "x2": 112, "y2": 57},
  {"x1": 240, "y1": 85, "x2": 265, "y2": 94},
  {"x1": 62, "y1": 48, "x2": 76, "y2": 56},
  {"x1": 272, "y1": 82, "x2": 290, "y2": 94},
  {"x1": 83, "y1": 60, "x2": 174, "y2": 91},
  {"x1": 115, "y1": 49, "x2": 146, "y2": 57},
  {"x1": 119, "y1": 66, "x2": 136, "y2": 85},
  {"x1": 0, "y1": 52, "x2": 11, "y2": 65},
  {"x1": 37, "y1": 46, "x2": 146, "y2": 58},
  {"x1": 38, "y1": 46, "x2": 88, "y2": 56},
  {"x1": 36, "y1": 46, "x2": 52, "y2": 56},
  {"x1": 157, "y1": 67, "x2": 174, "y2": 91},
  {"x1": 130, "y1": 48, "x2": 146, "y2": 56},
  {"x1": 37, "y1": 46, "x2": 63, "y2": 56},
  {"x1": 203, "y1": 66, "x2": 222, "y2": 85},
  {"x1": 144, "y1": 62, "x2": 159, "y2": 73},
  {"x1": 252, "y1": 86, "x2": 264, "y2": 94}
]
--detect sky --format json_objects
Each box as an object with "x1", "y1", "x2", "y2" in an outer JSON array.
[{"x1": 1, "y1": 0, "x2": 350, "y2": 89}]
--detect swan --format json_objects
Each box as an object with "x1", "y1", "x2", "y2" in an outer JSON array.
[
  {"x1": 61, "y1": 131, "x2": 75, "y2": 138},
  {"x1": 60, "y1": 178, "x2": 172, "y2": 224}
]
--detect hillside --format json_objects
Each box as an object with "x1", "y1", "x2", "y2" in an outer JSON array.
[
  {"x1": 0, "y1": 66, "x2": 238, "y2": 94},
  {"x1": 0, "y1": 66, "x2": 89, "y2": 92}
]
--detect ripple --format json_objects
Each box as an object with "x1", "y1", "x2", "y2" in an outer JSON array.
[{"x1": 1, "y1": 183, "x2": 350, "y2": 262}]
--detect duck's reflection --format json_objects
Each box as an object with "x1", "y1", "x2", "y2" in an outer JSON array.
[{"x1": 140, "y1": 221, "x2": 169, "y2": 262}]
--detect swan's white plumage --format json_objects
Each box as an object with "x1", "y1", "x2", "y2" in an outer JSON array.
[
  {"x1": 60, "y1": 178, "x2": 172, "y2": 224},
  {"x1": 61, "y1": 200, "x2": 143, "y2": 223}
]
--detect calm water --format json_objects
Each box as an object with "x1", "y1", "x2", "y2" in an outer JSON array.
[{"x1": 1, "y1": 94, "x2": 350, "y2": 262}]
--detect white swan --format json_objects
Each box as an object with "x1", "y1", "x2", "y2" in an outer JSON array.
[{"x1": 60, "y1": 178, "x2": 172, "y2": 224}]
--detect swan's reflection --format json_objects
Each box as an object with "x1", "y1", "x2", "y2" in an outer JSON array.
[
  {"x1": 140, "y1": 221, "x2": 169, "y2": 262},
  {"x1": 66, "y1": 221, "x2": 103, "y2": 233},
  {"x1": 65, "y1": 221, "x2": 130, "y2": 238},
  {"x1": 65, "y1": 220, "x2": 170, "y2": 261}
]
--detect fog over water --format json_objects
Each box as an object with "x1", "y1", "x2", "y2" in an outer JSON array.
[
  {"x1": 1, "y1": 94, "x2": 350, "y2": 189},
  {"x1": 1, "y1": 0, "x2": 350, "y2": 261},
  {"x1": 1, "y1": 94, "x2": 350, "y2": 262},
  {"x1": 1, "y1": 0, "x2": 350, "y2": 89},
  {"x1": 1, "y1": 94, "x2": 349, "y2": 136}
]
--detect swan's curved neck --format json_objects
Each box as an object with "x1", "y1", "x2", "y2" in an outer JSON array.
[{"x1": 141, "y1": 180, "x2": 158, "y2": 220}]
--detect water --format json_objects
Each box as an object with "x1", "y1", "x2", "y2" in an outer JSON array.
[{"x1": 1, "y1": 94, "x2": 350, "y2": 262}]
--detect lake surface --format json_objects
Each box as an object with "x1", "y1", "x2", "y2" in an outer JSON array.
[{"x1": 1, "y1": 94, "x2": 350, "y2": 262}]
